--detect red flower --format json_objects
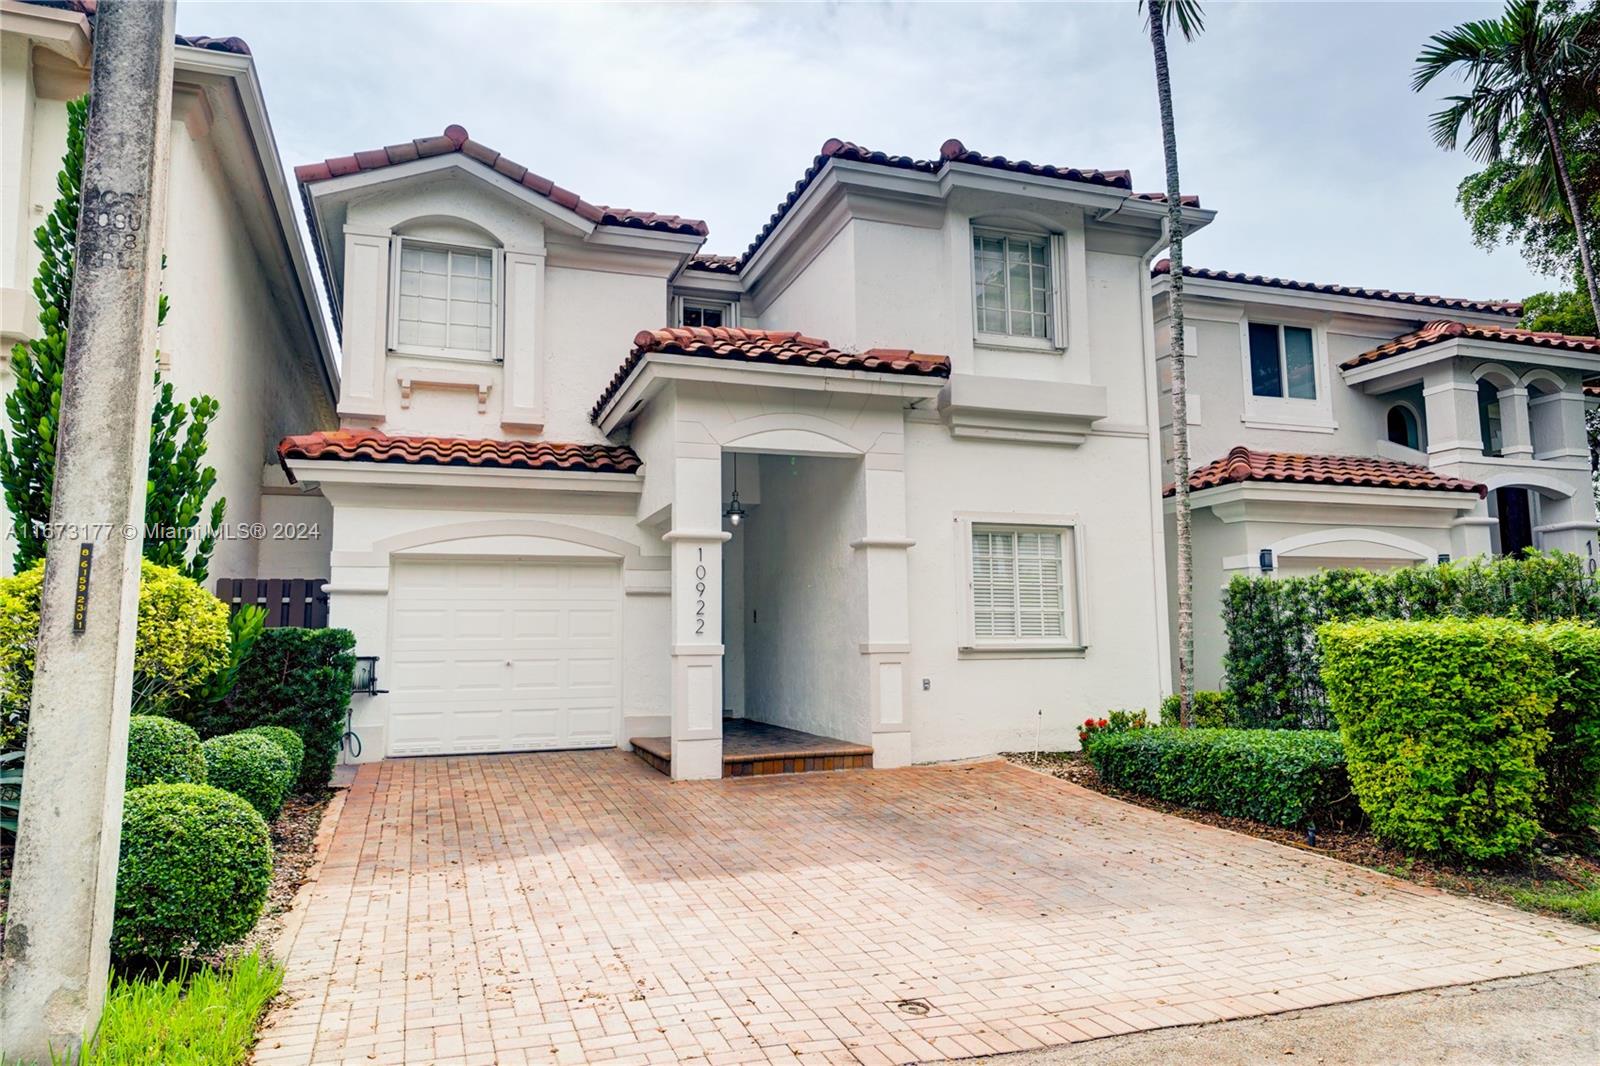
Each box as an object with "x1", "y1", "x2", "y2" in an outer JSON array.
[
  {"x1": 1084, "y1": 717, "x2": 1097, "y2": 726},
  {"x1": 1097, "y1": 718, "x2": 1108, "y2": 728}
]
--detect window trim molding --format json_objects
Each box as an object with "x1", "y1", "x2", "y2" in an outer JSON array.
[
  {"x1": 388, "y1": 234, "x2": 504, "y2": 363},
  {"x1": 1385, "y1": 399, "x2": 1424, "y2": 451},
  {"x1": 1237, "y1": 318, "x2": 1335, "y2": 431},
  {"x1": 954, "y1": 511, "x2": 1087, "y2": 655},
  {"x1": 673, "y1": 294, "x2": 738, "y2": 329},
  {"x1": 970, "y1": 225, "x2": 1069, "y2": 353}
]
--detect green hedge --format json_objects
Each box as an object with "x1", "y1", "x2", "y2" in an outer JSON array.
[
  {"x1": 179, "y1": 627, "x2": 356, "y2": 791},
  {"x1": 114, "y1": 783, "x2": 272, "y2": 960},
  {"x1": 1159, "y1": 690, "x2": 1235, "y2": 728},
  {"x1": 1086, "y1": 728, "x2": 1356, "y2": 828},
  {"x1": 125, "y1": 715, "x2": 206, "y2": 790},
  {"x1": 1224, "y1": 552, "x2": 1599, "y2": 729},
  {"x1": 1540, "y1": 622, "x2": 1600, "y2": 833},
  {"x1": 202, "y1": 733, "x2": 292, "y2": 820},
  {"x1": 241, "y1": 724, "x2": 305, "y2": 786},
  {"x1": 1320, "y1": 618, "x2": 1554, "y2": 860}
]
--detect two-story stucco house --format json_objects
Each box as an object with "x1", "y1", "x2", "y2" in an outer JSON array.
[
  {"x1": 1153, "y1": 263, "x2": 1600, "y2": 690},
  {"x1": 279, "y1": 128, "x2": 1211, "y2": 777},
  {"x1": 1, "y1": 0, "x2": 337, "y2": 581}
]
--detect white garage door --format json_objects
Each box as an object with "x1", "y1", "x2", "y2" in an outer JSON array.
[{"x1": 388, "y1": 559, "x2": 621, "y2": 756}]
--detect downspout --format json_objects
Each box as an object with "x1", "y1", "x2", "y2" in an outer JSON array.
[{"x1": 1134, "y1": 212, "x2": 1177, "y2": 701}]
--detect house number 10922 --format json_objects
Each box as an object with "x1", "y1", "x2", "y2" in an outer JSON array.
[{"x1": 694, "y1": 547, "x2": 708, "y2": 635}]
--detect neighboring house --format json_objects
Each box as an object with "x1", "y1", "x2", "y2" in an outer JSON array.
[
  {"x1": 281, "y1": 128, "x2": 1210, "y2": 776},
  {"x1": 0, "y1": 0, "x2": 337, "y2": 582},
  {"x1": 1153, "y1": 263, "x2": 1600, "y2": 690}
]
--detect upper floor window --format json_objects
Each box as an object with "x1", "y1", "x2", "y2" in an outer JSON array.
[
  {"x1": 1478, "y1": 378, "x2": 1504, "y2": 456},
  {"x1": 973, "y1": 230, "x2": 1054, "y2": 342},
  {"x1": 1248, "y1": 322, "x2": 1316, "y2": 400},
  {"x1": 678, "y1": 298, "x2": 734, "y2": 329},
  {"x1": 392, "y1": 237, "x2": 498, "y2": 359},
  {"x1": 1386, "y1": 404, "x2": 1421, "y2": 450}
]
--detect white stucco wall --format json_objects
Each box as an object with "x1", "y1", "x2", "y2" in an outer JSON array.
[{"x1": 740, "y1": 454, "x2": 869, "y2": 744}]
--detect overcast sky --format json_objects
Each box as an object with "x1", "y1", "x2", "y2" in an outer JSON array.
[{"x1": 178, "y1": 0, "x2": 1552, "y2": 306}]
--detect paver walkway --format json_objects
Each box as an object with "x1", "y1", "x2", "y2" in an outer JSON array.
[{"x1": 253, "y1": 753, "x2": 1600, "y2": 1066}]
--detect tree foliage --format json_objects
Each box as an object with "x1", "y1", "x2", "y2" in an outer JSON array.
[{"x1": 0, "y1": 94, "x2": 226, "y2": 579}]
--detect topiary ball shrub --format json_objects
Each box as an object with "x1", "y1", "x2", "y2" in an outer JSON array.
[
  {"x1": 1320, "y1": 617, "x2": 1554, "y2": 861},
  {"x1": 240, "y1": 725, "x2": 305, "y2": 786},
  {"x1": 126, "y1": 715, "x2": 206, "y2": 790},
  {"x1": 114, "y1": 783, "x2": 272, "y2": 960},
  {"x1": 201, "y1": 732, "x2": 292, "y2": 820}
]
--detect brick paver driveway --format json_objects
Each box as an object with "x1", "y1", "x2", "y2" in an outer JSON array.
[{"x1": 255, "y1": 753, "x2": 1600, "y2": 1065}]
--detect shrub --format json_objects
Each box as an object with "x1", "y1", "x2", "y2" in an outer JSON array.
[
  {"x1": 240, "y1": 724, "x2": 305, "y2": 785},
  {"x1": 1223, "y1": 552, "x2": 1599, "y2": 730},
  {"x1": 126, "y1": 715, "x2": 206, "y2": 790},
  {"x1": 1320, "y1": 618, "x2": 1554, "y2": 860},
  {"x1": 195, "y1": 628, "x2": 356, "y2": 791},
  {"x1": 1159, "y1": 690, "x2": 1235, "y2": 728},
  {"x1": 0, "y1": 560, "x2": 230, "y2": 746},
  {"x1": 1539, "y1": 622, "x2": 1600, "y2": 833},
  {"x1": 201, "y1": 733, "x2": 292, "y2": 820},
  {"x1": 1087, "y1": 728, "x2": 1355, "y2": 828},
  {"x1": 113, "y1": 783, "x2": 272, "y2": 960},
  {"x1": 1078, "y1": 709, "x2": 1149, "y2": 749}
]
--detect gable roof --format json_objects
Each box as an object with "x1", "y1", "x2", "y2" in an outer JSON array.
[
  {"x1": 1153, "y1": 261, "x2": 1522, "y2": 318},
  {"x1": 277, "y1": 430, "x2": 640, "y2": 481},
  {"x1": 591, "y1": 326, "x2": 951, "y2": 423},
  {"x1": 1344, "y1": 319, "x2": 1600, "y2": 370},
  {"x1": 1169, "y1": 446, "x2": 1487, "y2": 498},
  {"x1": 725, "y1": 137, "x2": 1190, "y2": 274},
  {"x1": 294, "y1": 125, "x2": 708, "y2": 237}
]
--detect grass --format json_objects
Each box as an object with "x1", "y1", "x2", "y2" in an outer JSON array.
[
  {"x1": 52, "y1": 951, "x2": 283, "y2": 1066},
  {"x1": 1510, "y1": 879, "x2": 1600, "y2": 924}
]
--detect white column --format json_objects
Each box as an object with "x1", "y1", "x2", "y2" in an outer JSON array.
[
  {"x1": 1497, "y1": 385, "x2": 1533, "y2": 459},
  {"x1": 664, "y1": 444, "x2": 725, "y2": 779},
  {"x1": 852, "y1": 449, "x2": 914, "y2": 768},
  {"x1": 1422, "y1": 368, "x2": 1486, "y2": 464}
]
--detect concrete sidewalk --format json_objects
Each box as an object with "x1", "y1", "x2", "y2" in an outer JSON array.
[{"x1": 972, "y1": 964, "x2": 1600, "y2": 1066}]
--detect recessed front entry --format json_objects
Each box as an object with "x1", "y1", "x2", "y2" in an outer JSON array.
[{"x1": 387, "y1": 559, "x2": 621, "y2": 756}]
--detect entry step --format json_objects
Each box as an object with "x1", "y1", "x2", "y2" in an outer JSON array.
[{"x1": 631, "y1": 719, "x2": 873, "y2": 778}]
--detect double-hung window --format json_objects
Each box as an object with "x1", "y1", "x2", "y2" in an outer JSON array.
[
  {"x1": 677, "y1": 298, "x2": 734, "y2": 329},
  {"x1": 392, "y1": 238, "x2": 498, "y2": 359},
  {"x1": 1247, "y1": 322, "x2": 1317, "y2": 400},
  {"x1": 969, "y1": 525, "x2": 1074, "y2": 647},
  {"x1": 973, "y1": 230, "x2": 1054, "y2": 343}
]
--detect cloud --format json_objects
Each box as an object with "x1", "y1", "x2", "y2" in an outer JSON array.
[{"x1": 179, "y1": 0, "x2": 1547, "y2": 302}]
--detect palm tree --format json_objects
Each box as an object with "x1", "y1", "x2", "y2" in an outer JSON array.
[
  {"x1": 1415, "y1": 0, "x2": 1600, "y2": 322},
  {"x1": 1142, "y1": 0, "x2": 1205, "y2": 727}
]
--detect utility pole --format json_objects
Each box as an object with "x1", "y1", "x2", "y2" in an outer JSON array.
[{"x1": 0, "y1": 2, "x2": 174, "y2": 1059}]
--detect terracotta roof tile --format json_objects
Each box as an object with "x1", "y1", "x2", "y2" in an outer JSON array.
[
  {"x1": 685, "y1": 254, "x2": 742, "y2": 274},
  {"x1": 736, "y1": 137, "x2": 1184, "y2": 271},
  {"x1": 1154, "y1": 261, "x2": 1522, "y2": 318},
  {"x1": 1168, "y1": 446, "x2": 1486, "y2": 498},
  {"x1": 591, "y1": 326, "x2": 950, "y2": 423},
  {"x1": 295, "y1": 125, "x2": 708, "y2": 237},
  {"x1": 1345, "y1": 319, "x2": 1600, "y2": 370},
  {"x1": 277, "y1": 430, "x2": 640, "y2": 481},
  {"x1": 25, "y1": 0, "x2": 254, "y2": 53},
  {"x1": 1586, "y1": 381, "x2": 1600, "y2": 398}
]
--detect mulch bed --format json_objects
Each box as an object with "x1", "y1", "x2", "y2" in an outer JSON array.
[
  {"x1": 1005, "y1": 750, "x2": 1600, "y2": 924},
  {"x1": 212, "y1": 787, "x2": 336, "y2": 964}
]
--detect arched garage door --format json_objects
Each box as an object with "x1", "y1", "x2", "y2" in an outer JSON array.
[{"x1": 387, "y1": 559, "x2": 621, "y2": 756}]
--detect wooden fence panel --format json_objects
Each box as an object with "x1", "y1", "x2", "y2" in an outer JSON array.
[{"x1": 213, "y1": 577, "x2": 329, "y2": 628}]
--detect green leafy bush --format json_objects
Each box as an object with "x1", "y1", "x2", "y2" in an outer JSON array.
[
  {"x1": 1539, "y1": 622, "x2": 1600, "y2": 833},
  {"x1": 201, "y1": 733, "x2": 292, "y2": 820},
  {"x1": 1320, "y1": 618, "x2": 1554, "y2": 860},
  {"x1": 1159, "y1": 689, "x2": 1235, "y2": 728},
  {"x1": 113, "y1": 783, "x2": 272, "y2": 960},
  {"x1": 240, "y1": 724, "x2": 304, "y2": 786},
  {"x1": 196, "y1": 628, "x2": 356, "y2": 791},
  {"x1": 0, "y1": 560, "x2": 230, "y2": 747},
  {"x1": 1223, "y1": 552, "x2": 1599, "y2": 730},
  {"x1": 126, "y1": 715, "x2": 206, "y2": 790},
  {"x1": 1086, "y1": 728, "x2": 1355, "y2": 828}
]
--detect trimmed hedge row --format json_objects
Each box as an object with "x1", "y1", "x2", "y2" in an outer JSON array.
[
  {"x1": 125, "y1": 715, "x2": 206, "y2": 790},
  {"x1": 1223, "y1": 552, "x2": 1599, "y2": 729},
  {"x1": 1321, "y1": 617, "x2": 1600, "y2": 859},
  {"x1": 202, "y1": 732, "x2": 293, "y2": 820},
  {"x1": 180, "y1": 627, "x2": 356, "y2": 791},
  {"x1": 1086, "y1": 728, "x2": 1356, "y2": 828}
]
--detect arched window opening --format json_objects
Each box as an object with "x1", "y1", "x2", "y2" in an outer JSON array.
[
  {"x1": 1477, "y1": 378, "x2": 1503, "y2": 456},
  {"x1": 1386, "y1": 405, "x2": 1420, "y2": 450}
]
